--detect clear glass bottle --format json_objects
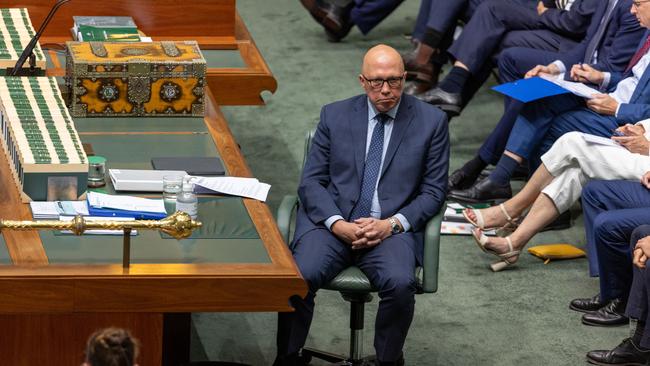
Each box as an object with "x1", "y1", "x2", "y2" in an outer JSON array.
[{"x1": 176, "y1": 176, "x2": 198, "y2": 219}]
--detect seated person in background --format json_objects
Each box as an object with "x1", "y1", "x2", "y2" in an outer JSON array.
[
  {"x1": 448, "y1": 0, "x2": 643, "y2": 193},
  {"x1": 274, "y1": 44, "x2": 449, "y2": 366},
  {"x1": 449, "y1": 14, "x2": 650, "y2": 204},
  {"x1": 464, "y1": 125, "x2": 650, "y2": 274},
  {"x1": 298, "y1": 0, "x2": 404, "y2": 42},
  {"x1": 83, "y1": 327, "x2": 139, "y2": 366},
  {"x1": 585, "y1": 225, "x2": 650, "y2": 365},
  {"x1": 417, "y1": 0, "x2": 599, "y2": 115}
]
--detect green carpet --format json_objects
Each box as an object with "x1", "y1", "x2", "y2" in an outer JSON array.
[{"x1": 189, "y1": 1, "x2": 628, "y2": 364}]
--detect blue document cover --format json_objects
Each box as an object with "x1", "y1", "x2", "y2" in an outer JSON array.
[
  {"x1": 492, "y1": 77, "x2": 570, "y2": 103},
  {"x1": 86, "y1": 201, "x2": 167, "y2": 220}
]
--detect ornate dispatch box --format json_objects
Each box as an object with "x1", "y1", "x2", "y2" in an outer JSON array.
[{"x1": 65, "y1": 41, "x2": 206, "y2": 117}]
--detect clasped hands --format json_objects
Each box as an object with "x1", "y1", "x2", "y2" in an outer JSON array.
[
  {"x1": 331, "y1": 218, "x2": 392, "y2": 250},
  {"x1": 634, "y1": 236, "x2": 650, "y2": 269},
  {"x1": 525, "y1": 63, "x2": 617, "y2": 115}
]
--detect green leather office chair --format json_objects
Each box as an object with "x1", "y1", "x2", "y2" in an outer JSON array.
[{"x1": 276, "y1": 130, "x2": 444, "y2": 365}]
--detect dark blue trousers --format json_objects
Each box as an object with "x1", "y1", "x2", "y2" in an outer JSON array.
[
  {"x1": 276, "y1": 227, "x2": 418, "y2": 362},
  {"x1": 478, "y1": 47, "x2": 578, "y2": 164},
  {"x1": 351, "y1": 0, "x2": 404, "y2": 34},
  {"x1": 504, "y1": 93, "x2": 619, "y2": 166},
  {"x1": 626, "y1": 226, "x2": 650, "y2": 348},
  {"x1": 448, "y1": 0, "x2": 568, "y2": 74},
  {"x1": 582, "y1": 181, "x2": 650, "y2": 289}
]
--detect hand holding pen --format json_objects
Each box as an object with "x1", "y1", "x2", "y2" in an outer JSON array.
[{"x1": 570, "y1": 63, "x2": 605, "y2": 85}]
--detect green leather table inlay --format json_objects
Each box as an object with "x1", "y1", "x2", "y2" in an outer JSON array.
[
  {"x1": 74, "y1": 117, "x2": 208, "y2": 133},
  {"x1": 0, "y1": 236, "x2": 12, "y2": 264}
]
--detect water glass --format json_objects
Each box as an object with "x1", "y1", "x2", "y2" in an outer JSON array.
[{"x1": 162, "y1": 175, "x2": 183, "y2": 213}]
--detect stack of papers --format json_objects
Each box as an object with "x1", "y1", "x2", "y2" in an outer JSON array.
[
  {"x1": 192, "y1": 176, "x2": 271, "y2": 202},
  {"x1": 87, "y1": 191, "x2": 167, "y2": 219},
  {"x1": 30, "y1": 201, "x2": 89, "y2": 219}
]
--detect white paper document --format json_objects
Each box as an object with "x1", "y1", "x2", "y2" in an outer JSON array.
[
  {"x1": 87, "y1": 191, "x2": 166, "y2": 213},
  {"x1": 30, "y1": 201, "x2": 89, "y2": 219},
  {"x1": 59, "y1": 216, "x2": 138, "y2": 235},
  {"x1": 581, "y1": 133, "x2": 623, "y2": 148},
  {"x1": 192, "y1": 176, "x2": 271, "y2": 201},
  {"x1": 540, "y1": 73, "x2": 601, "y2": 99}
]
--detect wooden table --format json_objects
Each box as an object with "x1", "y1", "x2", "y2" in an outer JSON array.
[{"x1": 0, "y1": 1, "x2": 305, "y2": 365}]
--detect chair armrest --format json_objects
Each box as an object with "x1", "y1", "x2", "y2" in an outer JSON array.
[
  {"x1": 421, "y1": 204, "x2": 445, "y2": 293},
  {"x1": 276, "y1": 194, "x2": 299, "y2": 245}
]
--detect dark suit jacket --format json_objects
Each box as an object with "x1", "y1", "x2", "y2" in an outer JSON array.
[
  {"x1": 294, "y1": 94, "x2": 449, "y2": 261},
  {"x1": 608, "y1": 29, "x2": 650, "y2": 123},
  {"x1": 538, "y1": 0, "x2": 599, "y2": 40},
  {"x1": 558, "y1": 0, "x2": 643, "y2": 73}
]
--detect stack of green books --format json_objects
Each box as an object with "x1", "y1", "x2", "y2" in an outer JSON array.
[{"x1": 72, "y1": 16, "x2": 140, "y2": 42}]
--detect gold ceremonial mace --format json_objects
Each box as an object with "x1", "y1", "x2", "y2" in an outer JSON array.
[{"x1": 0, "y1": 212, "x2": 202, "y2": 268}]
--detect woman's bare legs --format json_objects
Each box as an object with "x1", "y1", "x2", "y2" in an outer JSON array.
[{"x1": 465, "y1": 164, "x2": 555, "y2": 227}]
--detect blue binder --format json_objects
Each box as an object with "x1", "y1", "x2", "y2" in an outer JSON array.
[
  {"x1": 86, "y1": 198, "x2": 167, "y2": 220},
  {"x1": 492, "y1": 77, "x2": 570, "y2": 103}
]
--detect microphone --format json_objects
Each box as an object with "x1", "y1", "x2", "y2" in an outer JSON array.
[{"x1": 8, "y1": 0, "x2": 72, "y2": 76}]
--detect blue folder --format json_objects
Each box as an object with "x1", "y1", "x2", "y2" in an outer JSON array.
[
  {"x1": 86, "y1": 198, "x2": 167, "y2": 220},
  {"x1": 492, "y1": 77, "x2": 570, "y2": 103}
]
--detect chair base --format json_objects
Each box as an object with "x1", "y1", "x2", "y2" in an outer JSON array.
[{"x1": 302, "y1": 348, "x2": 375, "y2": 366}]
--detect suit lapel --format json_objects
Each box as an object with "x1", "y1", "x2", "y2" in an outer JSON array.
[
  {"x1": 379, "y1": 96, "x2": 414, "y2": 179},
  {"x1": 350, "y1": 96, "x2": 369, "y2": 182}
]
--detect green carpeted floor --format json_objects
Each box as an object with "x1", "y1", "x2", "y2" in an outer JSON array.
[{"x1": 189, "y1": 1, "x2": 628, "y2": 364}]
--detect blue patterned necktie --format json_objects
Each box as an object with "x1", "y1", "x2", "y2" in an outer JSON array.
[{"x1": 350, "y1": 113, "x2": 389, "y2": 220}]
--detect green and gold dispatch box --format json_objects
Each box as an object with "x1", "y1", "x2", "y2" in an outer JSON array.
[{"x1": 65, "y1": 41, "x2": 206, "y2": 117}]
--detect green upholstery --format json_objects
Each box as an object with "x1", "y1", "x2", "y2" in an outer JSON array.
[{"x1": 276, "y1": 130, "x2": 443, "y2": 294}]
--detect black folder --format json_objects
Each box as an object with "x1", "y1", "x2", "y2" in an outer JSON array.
[{"x1": 151, "y1": 157, "x2": 226, "y2": 176}]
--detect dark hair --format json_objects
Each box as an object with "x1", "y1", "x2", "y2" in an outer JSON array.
[{"x1": 85, "y1": 327, "x2": 139, "y2": 366}]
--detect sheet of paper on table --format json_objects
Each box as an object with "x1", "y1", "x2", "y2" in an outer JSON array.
[
  {"x1": 192, "y1": 176, "x2": 271, "y2": 201},
  {"x1": 30, "y1": 201, "x2": 89, "y2": 219},
  {"x1": 87, "y1": 191, "x2": 166, "y2": 213}
]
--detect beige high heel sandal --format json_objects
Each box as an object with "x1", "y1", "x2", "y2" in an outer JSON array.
[
  {"x1": 471, "y1": 228, "x2": 520, "y2": 272},
  {"x1": 463, "y1": 203, "x2": 519, "y2": 232}
]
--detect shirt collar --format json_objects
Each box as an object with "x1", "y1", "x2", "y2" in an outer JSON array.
[{"x1": 367, "y1": 97, "x2": 400, "y2": 122}]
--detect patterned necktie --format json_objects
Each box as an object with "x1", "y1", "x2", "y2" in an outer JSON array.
[
  {"x1": 349, "y1": 113, "x2": 388, "y2": 220},
  {"x1": 583, "y1": 0, "x2": 617, "y2": 64},
  {"x1": 625, "y1": 35, "x2": 650, "y2": 73}
]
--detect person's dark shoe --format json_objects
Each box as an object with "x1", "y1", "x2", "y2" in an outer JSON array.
[
  {"x1": 447, "y1": 177, "x2": 512, "y2": 204},
  {"x1": 586, "y1": 338, "x2": 650, "y2": 365},
  {"x1": 570, "y1": 294, "x2": 603, "y2": 313},
  {"x1": 416, "y1": 86, "x2": 462, "y2": 116},
  {"x1": 374, "y1": 352, "x2": 405, "y2": 366},
  {"x1": 447, "y1": 168, "x2": 479, "y2": 192},
  {"x1": 299, "y1": 0, "x2": 352, "y2": 42},
  {"x1": 582, "y1": 298, "x2": 629, "y2": 327},
  {"x1": 541, "y1": 210, "x2": 572, "y2": 232}
]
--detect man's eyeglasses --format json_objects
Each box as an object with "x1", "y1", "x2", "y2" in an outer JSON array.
[
  {"x1": 362, "y1": 75, "x2": 404, "y2": 89},
  {"x1": 633, "y1": 0, "x2": 650, "y2": 7}
]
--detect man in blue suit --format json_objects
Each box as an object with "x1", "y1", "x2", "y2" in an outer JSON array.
[
  {"x1": 448, "y1": 0, "x2": 643, "y2": 198},
  {"x1": 274, "y1": 45, "x2": 449, "y2": 366}
]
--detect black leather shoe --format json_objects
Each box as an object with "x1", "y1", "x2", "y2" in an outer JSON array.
[
  {"x1": 587, "y1": 338, "x2": 650, "y2": 365},
  {"x1": 404, "y1": 79, "x2": 436, "y2": 95},
  {"x1": 447, "y1": 168, "x2": 479, "y2": 192},
  {"x1": 416, "y1": 87, "x2": 462, "y2": 116},
  {"x1": 541, "y1": 210, "x2": 572, "y2": 232},
  {"x1": 299, "y1": 0, "x2": 352, "y2": 42},
  {"x1": 374, "y1": 353, "x2": 405, "y2": 366},
  {"x1": 447, "y1": 177, "x2": 512, "y2": 204},
  {"x1": 582, "y1": 298, "x2": 629, "y2": 327},
  {"x1": 570, "y1": 294, "x2": 603, "y2": 313}
]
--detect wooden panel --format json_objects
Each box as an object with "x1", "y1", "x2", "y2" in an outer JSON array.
[
  {"x1": 0, "y1": 312, "x2": 162, "y2": 366},
  {"x1": 10, "y1": 0, "x2": 235, "y2": 43}
]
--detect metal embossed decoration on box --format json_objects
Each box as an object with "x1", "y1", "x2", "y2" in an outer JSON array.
[{"x1": 65, "y1": 41, "x2": 206, "y2": 117}]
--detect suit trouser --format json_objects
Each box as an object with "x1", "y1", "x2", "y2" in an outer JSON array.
[
  {"x1": 540, "y1": 131, "x2": 650, "y2": 213},
  {"x1": 505, "y1": 94, "x2": 619, "y2": 165},
  {"x1": 276, "y1": 227, "x2": 418, "y2": 362},
  {"x1": 448, "y1": 0, "x2": 570, "y2": 74},
  {"x1": 350, "y1": 0, "x2": 404, "y2": 34},
  {"x1": 582, "y1": 180, "x2": 650, "y2": 282},
  {"x1": 478, "y1": 47, "x2": 573, "y2": 164},
  {"x1": 626, "y1": 225, "x2": 650, "y2": 348}
]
